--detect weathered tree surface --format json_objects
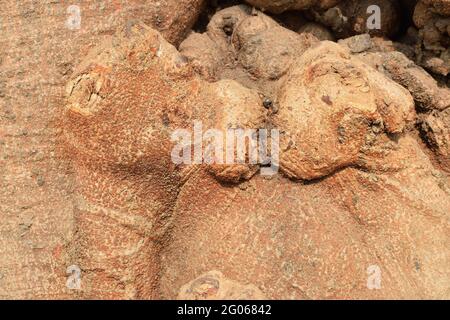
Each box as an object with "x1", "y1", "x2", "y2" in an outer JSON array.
[
  {"x1": 1, "y1": 1, "x2": 449, "y2": 300},
  {"x1": 0, "y1": 0, "x2": 204, "y2": 299}
]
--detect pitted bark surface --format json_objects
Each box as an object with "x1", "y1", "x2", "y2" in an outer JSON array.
[
  {"x1": 0, "y1": 0, "x2": 204, "y2": 299},
  {"x1": 1, "y1": 1, "x2": 449, "y2": 299},
  {"x1": 61, "y1": 7, "x2": 449, "y2": 299}
]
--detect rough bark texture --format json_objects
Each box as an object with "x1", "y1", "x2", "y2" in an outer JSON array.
[
  {"x1": 0, "y1": 0, "x2": 204, "y2": 299},
  {"x1": 1, "y1": 1, "x2": 449, "y2": 300},
  {"x1": 413, "y1": 0, "x2": 450, "y2": 76},
  {"x1": 244, "y1": 0, "x2": 342, "y2": 14}
]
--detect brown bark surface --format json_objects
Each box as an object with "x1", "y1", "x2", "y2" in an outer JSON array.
[
  {"x1": 1, "y1": 1, "x2": 449, "y2": 300},
  {"x1": 0, "y1": 0, "x2": 203, "y2": 299}
]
